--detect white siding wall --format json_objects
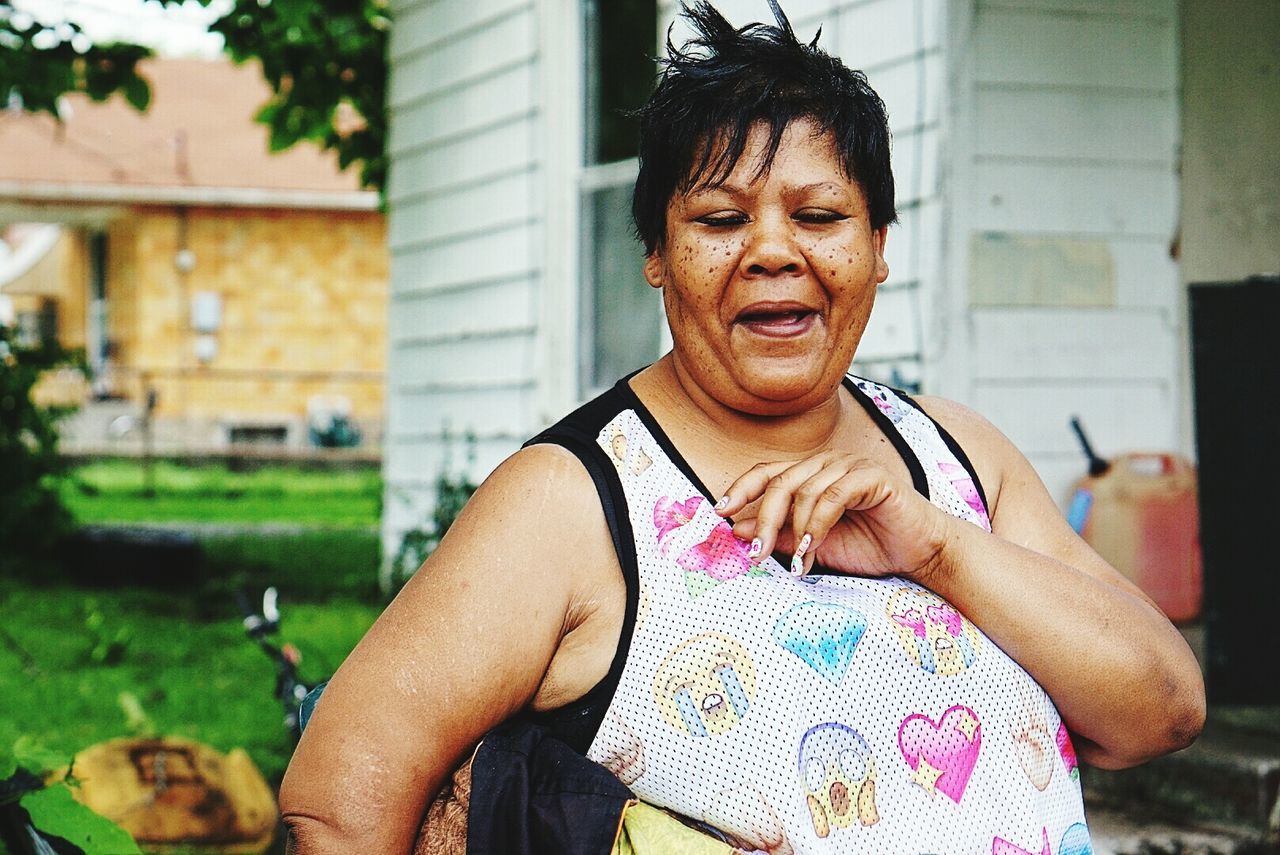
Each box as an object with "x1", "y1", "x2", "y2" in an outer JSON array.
[
  {"x1": 383, "y1": 0, "x2": 1184, "y2": 564},
  {"x1": 940, "y1": 0, "x2": 1183, "y2": 506},
  {"x1": 383, "y1": 0, "x2": 544, "y2": 566}
]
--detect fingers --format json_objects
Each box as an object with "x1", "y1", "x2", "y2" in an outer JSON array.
[
  {"x1": 787, "y1": 460, "x2": 861, "y2": 573},
  {"x1": 718, "y1": 455, "x2": 835, "y2": 566},
  {"x1": 719, "y1": 454, "x2": 888, "y2": 575},
  {"x1": 795, "y1": 468, "x2": 890, "y2": 573}
]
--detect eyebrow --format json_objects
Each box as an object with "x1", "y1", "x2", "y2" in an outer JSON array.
[{"x1": 686, "y1": 181, "x2": 846, "y2": 199}]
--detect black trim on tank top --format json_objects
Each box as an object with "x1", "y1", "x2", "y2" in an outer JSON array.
[
  {"x1": 843, "y1": 376, "x2": 931, "y2": 500},
  {"x1": 517, "y1": 391, "x2": 640, "y2": 755},
  {"x1": 615, "y1": 377, "x2": 724, "y2": 507},
  {"x1": 896, "y1": 391, "x2": 991, "y2": 519}
]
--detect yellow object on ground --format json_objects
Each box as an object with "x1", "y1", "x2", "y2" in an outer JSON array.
[{"x1": 65, "y1": 736, "x2": 276, "y2": 854}]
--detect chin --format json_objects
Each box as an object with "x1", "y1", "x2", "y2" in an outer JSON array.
[{"x1": 732, "y1": 360, "x2": 838, "y2": 412}]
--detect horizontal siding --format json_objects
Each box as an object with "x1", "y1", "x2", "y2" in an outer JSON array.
[
  {"x1": 389, "y1": 63, "x2": 535, "y2": 156},
  {"x1": 392, "y1": 220, "x2": 536, "y2": 295},
  {"x1": 662, "y1": 0, "x2": 831, "y2": 39},
  {"x1": 389, "y1": 168, "x2": 536, "y2": 249},
  {"x1": 882, "y1": 197, "x2": 942, "y2": 288},
  {"x1": 865, "y1": 50, "x2": 944, "y2": 133},
  {"x1": 974, "y1": 7, "x2": 1176, "y2": 90},
  {"x1": 384, "y1": 0, "x2": 543, "y2": 568},
  {"x1": 957, "y1": 0, "x2": 1183, "y2": 506},
  {"x1": 389, "y1": 331, "x2": 537, "y2": 388},
  {"x1": 891, "y1": 125, "x2": 941, "y2": 207},
  {"x1": 388, "y1": 383, "x2": 537, "y2": 438},
  {"x1": 389, "y1": 275, "x2": 536, "y2": 340},
  {"x1": 392, "y1": 0, "x2": 532, "y2": 62},
  {"x1": 833, "y1": 0, "x2": 943, "y2": 70},
  {"x1": 384, "y1": 434, "x2": 519, "y2": 487},
  {"x1": 858, "y1": 286, "x2": 921, "y2": 362},
  {"x1": 390, "y1": 6, "x2": 536, "y2": 109},
  {"x1": 972, "y1": 379, "x2": 1177, "y2": 459},
  {"x1": 970, "y1": 308, "x2": 1176, "y2": 381},
  {"x1": 980, "y1": 0, "x2": 1175, "y2": 22},
  {"x1": 971, "y1": 161, "x2": 1176, "y2": 238},
  {"x1": 390, "y1": 115, "x2": 536, "y2": 203},
  {"x1": 974, "y1": 88, "x2": 1176, "y2": 166},
  {"x1": 835, "y1": 0, "x2": 946, "y2": 387}
]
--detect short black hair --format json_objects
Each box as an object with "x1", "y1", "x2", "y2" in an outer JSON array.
[{"x1": 632, "y1": 0, "x2": 897, "y2": 254}]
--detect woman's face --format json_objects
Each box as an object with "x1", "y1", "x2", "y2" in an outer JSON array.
[{"x1": 645, "y1": 119, "x2": 889, "y2": 416}]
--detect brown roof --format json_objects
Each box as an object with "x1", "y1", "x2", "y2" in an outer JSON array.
[{"x1": 0, "y1": 57, "x2": 366, "y2": 197}]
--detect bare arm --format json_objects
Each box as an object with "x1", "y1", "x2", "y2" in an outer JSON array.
[
  {"x1": 719, "y1": 397, "x2": 1205, "y2": 770},
  {"x1": 278, "y1": 444, "x2": 616, "y2": 853},
  {"x1": 912, "y1": 396, "x2": 1204, "y2": 768}
]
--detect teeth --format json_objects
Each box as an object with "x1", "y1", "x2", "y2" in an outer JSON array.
[{"x1": 744, "y1": 311, "x2": 805, "y2": 323}]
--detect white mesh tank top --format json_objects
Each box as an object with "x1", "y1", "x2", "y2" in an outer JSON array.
[{"x1": 526, "y1": 375, "x2": 1090, "y2": 855}]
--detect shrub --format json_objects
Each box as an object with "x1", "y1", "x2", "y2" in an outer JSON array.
[{"x1": 0, "y1": 333, "x2": 76, "y2": 570}]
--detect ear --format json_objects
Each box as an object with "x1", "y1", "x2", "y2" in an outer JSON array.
[
  {"x1": 872, "y1": 226, "x2": 889, "y2": 284},
  {"x1": 643, "y1": 252, "x2": 669, "y2": 289}
]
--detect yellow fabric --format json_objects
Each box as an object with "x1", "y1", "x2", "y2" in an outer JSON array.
[{"x1": 612, "y1": 801, "x2": 740, "y2": 855}]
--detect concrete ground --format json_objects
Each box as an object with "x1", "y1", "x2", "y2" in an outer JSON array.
[{"x1": 1089, "y1": 806, "x2": 1275, "y2": 854}]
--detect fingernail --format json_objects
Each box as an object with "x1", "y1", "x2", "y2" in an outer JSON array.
[
  {"x1": 791, "y1": 533, "x2": 812, "y2": 576},
  {"x1": 714, "y1": 495, "x2": 729, "y2": 511},
  {"x1": 747, "y1": 537, "x2": 762, "y2": 559}
]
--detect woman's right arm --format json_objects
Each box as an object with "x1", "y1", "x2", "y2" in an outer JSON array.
[{"x1": 278, "y1": 444, "x2": 613, "y2": 854}]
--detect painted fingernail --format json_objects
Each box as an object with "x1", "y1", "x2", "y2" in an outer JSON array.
[
  {"x1": 747, "y1": 537, "x2": 762, "y2": 559},
  {"x1": 714, "y1": 495, "x2": 729, "y2": 511},
  {"x1": 791, "y1": 533, "x2": 812, "y2": 576}
]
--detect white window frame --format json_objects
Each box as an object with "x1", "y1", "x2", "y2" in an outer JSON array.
[{"x1": 536, "y1": 0, "x2": 668, "y2": 421}]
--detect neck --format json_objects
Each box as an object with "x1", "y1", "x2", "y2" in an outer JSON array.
[{"x1": 645, "y1": 353, "x2": 848, "y2": 458}]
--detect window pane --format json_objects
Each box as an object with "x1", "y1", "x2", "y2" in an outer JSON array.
[
  {"x1": 582, "y1": 182, "x2": 663, "y2": 391},
  {"x1": 583, "y1": 0, "x2": 655, "y2": 165}
]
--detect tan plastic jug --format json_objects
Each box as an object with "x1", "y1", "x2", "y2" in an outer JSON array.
[{"x1": 1066, "y1": 453, "x2": 1202, "y2": 624}]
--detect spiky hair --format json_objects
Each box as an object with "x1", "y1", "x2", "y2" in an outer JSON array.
[{"x1": 632, "y1": 1, "x2": 896, "y2": 252}]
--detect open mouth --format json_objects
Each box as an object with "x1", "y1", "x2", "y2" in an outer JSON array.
[{"x1": 734, "y1": 306, "x2": 817, "y2": 337}]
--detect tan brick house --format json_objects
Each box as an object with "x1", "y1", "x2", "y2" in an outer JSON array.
[{"x1": 0, "y1": 57, "x2": 387, "y2": 451}]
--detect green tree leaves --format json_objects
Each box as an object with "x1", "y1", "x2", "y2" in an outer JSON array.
[
  {"x1": 0, "y1": 6, "x2": 153, "y2": 116},
  {"x1": 212, "y1": 0, "x2": 390, "y2": 191},
  {"x1": 2, "y1": 738, "x2": 142, "y2": 855},
  {"x1": 0, "y1": 0, "x2": 389, "y2": 192}
]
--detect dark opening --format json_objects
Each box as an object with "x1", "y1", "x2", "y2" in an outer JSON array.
[{"x1": 584, "y1": 0, "x2": 656, "y2": 165}]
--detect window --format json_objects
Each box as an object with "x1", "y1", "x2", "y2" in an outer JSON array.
[{"x1": 579, "y1": 0, "x2": 662, "y2": 394}]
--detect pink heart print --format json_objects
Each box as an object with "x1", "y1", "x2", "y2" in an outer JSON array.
[{"x1": 898, "y1": 704, "x2": 982, "y2": 803}]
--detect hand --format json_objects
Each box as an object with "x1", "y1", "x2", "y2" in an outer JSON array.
[{"x1": 716, "y1": 453, "x2": 954, "y2": 579}]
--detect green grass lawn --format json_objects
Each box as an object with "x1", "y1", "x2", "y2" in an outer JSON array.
[
  {"x1": 62, "y1": 459, "x2": 382, "y2": 527},
  {"x1": 3, "y1": 459, "x2": 394, "y2": 851},
  {"x1": 0, "y1": 579, "x2": 380, "y2": 787}
]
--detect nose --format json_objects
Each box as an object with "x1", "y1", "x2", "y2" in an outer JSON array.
[{"x1": 740, "y1": 213, "x2": 803, "y2": 277}]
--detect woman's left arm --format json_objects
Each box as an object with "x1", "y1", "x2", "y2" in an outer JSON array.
[{"x1": 910, "y1": 396, "x2": 1205, "y2": 768}]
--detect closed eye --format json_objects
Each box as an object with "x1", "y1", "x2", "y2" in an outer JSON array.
[
  {"x1": 794, "y1": 209, "x2": 849, "y2": 224},
  {"x1": 695, "y1": 213, "x2": 749, "y2": 227}
]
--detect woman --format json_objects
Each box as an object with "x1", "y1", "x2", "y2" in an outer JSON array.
[{"x1": 280, "y1": 3, "x2": 1205, "y2": 852}]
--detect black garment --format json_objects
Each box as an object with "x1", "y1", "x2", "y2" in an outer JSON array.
[{"x1": 466, "y1": 721, "x2": 633, "y2": 855}]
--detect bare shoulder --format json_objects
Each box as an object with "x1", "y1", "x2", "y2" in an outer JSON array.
[
  {"x1": 427, "y1": 441, "x2": 616, "y2": 596},
  {"x1": 279, "y1": 442, "x2": 617, "y2": 851},
  {"x1": 910, "y1": 396, "x2": 1100, "y2": 564},
  {"x1": 910, "y1": 394, "x2": 1021, "y2": 511}
]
